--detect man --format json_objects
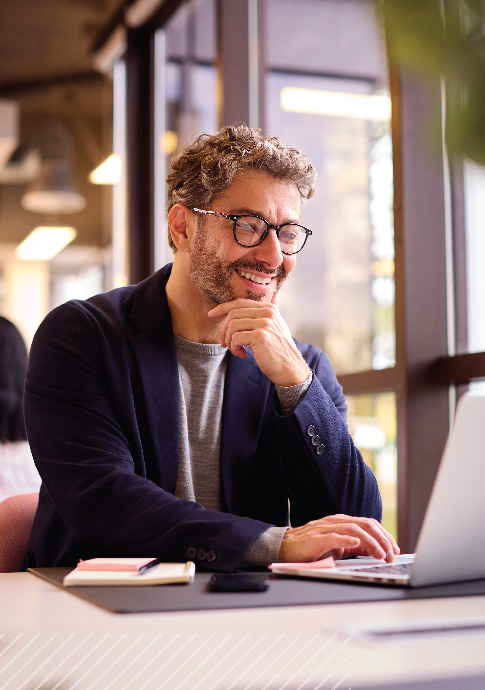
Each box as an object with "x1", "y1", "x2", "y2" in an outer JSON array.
[{"x1": 24, "y1": 125, "x2": 398, "y2": 570}]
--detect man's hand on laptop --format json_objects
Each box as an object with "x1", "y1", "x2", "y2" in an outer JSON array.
[{"x1": 278, "y1": 514, "x2": 400, "y2": 563}]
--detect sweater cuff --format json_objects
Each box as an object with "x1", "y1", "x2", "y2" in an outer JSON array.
[
  {"x1": 242, "y1": 526, "x2": 288, "y2": 568},
  {"x1": 276, "y1": 371, "x2": 313, "y2": 416}
]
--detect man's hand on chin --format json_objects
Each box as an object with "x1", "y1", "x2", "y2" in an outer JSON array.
[{"x1": 207, "y1": 297, "x2": 311, "y2": 386}]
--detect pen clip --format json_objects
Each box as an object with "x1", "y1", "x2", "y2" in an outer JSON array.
[{"x1": 138, "y1": 558, "x2": 160, "y2": 575}]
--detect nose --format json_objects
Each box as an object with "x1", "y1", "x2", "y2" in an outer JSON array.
[{"x1": 252, "y1": 228, "x2": 284, "y2": 268}]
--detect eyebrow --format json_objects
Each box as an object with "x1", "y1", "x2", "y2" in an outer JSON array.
[{"x1": 224, "y1": 207, "x2": 301, "y2": 225}]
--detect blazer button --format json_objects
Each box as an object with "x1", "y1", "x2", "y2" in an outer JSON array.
[
  {"x1": 197, "y1": 548, "x2": 207, "y2": 561},
  {"x1": 187, "y1": 547, "x2": 197, "y2": 559},
  {"x1": 311, "y1": 434, "x2": 320, "y2": 446},
  {"x1": 316, "y1": 444, "x2": 325, "y2": 455},
  {"x1": 307, "y1": 424, "x2": 315, "y2": 437},
  {"x1": 206, "y1": 550, "x2": 216, "y2": 563}
]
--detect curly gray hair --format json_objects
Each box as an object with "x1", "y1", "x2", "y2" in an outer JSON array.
[{"x1": 166, "y1": 125, "x2": 317, "y2": 251}]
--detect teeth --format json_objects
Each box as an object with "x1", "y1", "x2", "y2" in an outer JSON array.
[{"x1": 237, "y1": 270, "x2": 272, "y2": 285}]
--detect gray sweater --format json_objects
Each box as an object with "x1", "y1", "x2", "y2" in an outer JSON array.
[{"x1": 173, "y1": 335, "x2": 311, "y2": 567}]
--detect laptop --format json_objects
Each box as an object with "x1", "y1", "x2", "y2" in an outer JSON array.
[{"x1": 271, "y1": 392, "x2": 485, "y2": 587}]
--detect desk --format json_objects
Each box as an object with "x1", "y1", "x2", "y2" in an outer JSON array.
[{"x1": 1, "y1": 572, "x2": 485, "y2": 689}]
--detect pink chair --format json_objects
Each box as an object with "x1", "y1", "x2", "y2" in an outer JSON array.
[{"x1": 0, "y1": 493, "x2": 39, "y2": 572}]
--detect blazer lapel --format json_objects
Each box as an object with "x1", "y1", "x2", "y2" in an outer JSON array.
[
  {"x1": 129, "y1": 327, "x2": 179, "y2": 494},
  {"x1": 126, "y1": 266, "x2": 180, "y2": 494},
  {"x1": 221, "y1": 350, "x2": 271, "y2": 513}
]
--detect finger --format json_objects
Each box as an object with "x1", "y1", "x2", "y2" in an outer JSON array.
[
  {"x1": 372, "y1": 521, "x2": 400, "y2": 556},
  {"x1": 208, "y1": 299, "x2": 262, "y2": 319},
  {"x1": 315, "y1": 534, "x2": 361, "y2": 560},
  {"x1": 310, "y1": 522, "x2": 390, "y2": 561},
  {"x1": 231, "y1": 345, "x2": 247, "y2": 359},
  {"x1": 218, "y1": 317, "x2": 229, "y2": 348},
  {"x1": 216, "y1": 315, "x2": 246, "y2": 355},
  {"x1": 337, "y1": 525, "x2": 388, "y2": 561},
  {"x1": 207, "y1": 302, "x2": 236, "y2": 320},
  {"x1": 227, "y1": 330, "x2": 256, "y2": 357},
  {"x1": 220, "y1": 310, "x2": 276, "y2": 350},
  {"x1": 355, "y1": 518, "x2": 399, "y2": 559},
  {"x1": 224, "y1": 317, "x2": 270, "y2": 345},
  {"x1": 210, "y1": 305, "x2": 273, "y2": 347},
  {"x1": 319, "y1": 516, "x2": 398, "y2": 561},
  {"x1": 217, "y1": 313, "x2": 239, "y2": 349},
  {"x1": 216, "y1": 305, "x2": 276, "y2": 322}
]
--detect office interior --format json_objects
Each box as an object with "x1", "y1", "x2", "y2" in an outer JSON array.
[
  {"x1": 0, "y1": 0, "x2": 484, "y2": 558},
  {"x1": 2, "y1": 3, "x2": 485, "y2": 689}
]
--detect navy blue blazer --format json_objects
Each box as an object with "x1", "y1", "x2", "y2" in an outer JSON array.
[{"x1": 24, "y1": 264, "x2": 381, "y2": 571}]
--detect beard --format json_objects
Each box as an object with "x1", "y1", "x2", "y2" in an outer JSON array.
[{"x1": 189, "y1": 220, "x2": 287, "y2": 305}]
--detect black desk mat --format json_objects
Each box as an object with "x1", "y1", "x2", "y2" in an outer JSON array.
[{"x1": 29, "y1": 568, "x2": 485, "y2": 614}]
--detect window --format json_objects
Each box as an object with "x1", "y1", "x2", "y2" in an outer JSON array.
[
  {"x1": 153, "y1": 0, "x2": 217, "y2": 269},
  {"x1": 347, "y1": 393, "x2": 397, "y2": 537},
  {"x1": 112, "y1": 59, "x2": 128, "y2": 288},
  {"x1": 463, "y1": 159, "x2": 485, "y2": 354},
  {"x1": 264, "y1": 1, "x2": 394, "y2": 376}
]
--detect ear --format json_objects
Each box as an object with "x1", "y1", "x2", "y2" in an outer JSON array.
[{"x1": 168, "y1": 204, "x2": 194, "y2": 252}]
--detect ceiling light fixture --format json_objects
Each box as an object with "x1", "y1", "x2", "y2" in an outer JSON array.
[
  {"x1": 125, "y1": 0, "x2": 163, "y2": 27},
  {"x1": 89, "y1": 153, "x2": 121, "y2": 185},
  {"x1": 21, "y1": 159, "x2": 86, "y2": 214},
  {"x1": 92, "y1": 25, "x2": 127, "y2": 74},
  {"x1": 20, "y1": 120, "x2": 86, "y2": 215},
  {"x1": 280, "y1": 87, "x2": 392, "y2": 121},
  {"x1": 0, "y1": 99, "x2": 19, "y2": 169},
  {"x1": 15, "y1": 226, "x2": 77, "y2": 261}
]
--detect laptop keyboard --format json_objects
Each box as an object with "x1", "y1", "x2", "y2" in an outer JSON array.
[{"x1": 348, "y1": 562, "x2": 412, "y2": 576}]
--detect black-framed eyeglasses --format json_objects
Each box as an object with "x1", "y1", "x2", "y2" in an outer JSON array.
[{"x1": 191, "y1": 208, "x2": 312, "y2": 255}]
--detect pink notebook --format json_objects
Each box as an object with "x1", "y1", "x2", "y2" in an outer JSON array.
[
  {"x1": 77, "y1": 558, "x2": 158, "y2": 572},
  {"x1": 269, "y1": 557, "x2": 335, "y2": 571}
]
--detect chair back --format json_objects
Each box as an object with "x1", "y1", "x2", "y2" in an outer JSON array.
[{"x1": 0, "y1": 492, "x2": 39, "y2": 572}]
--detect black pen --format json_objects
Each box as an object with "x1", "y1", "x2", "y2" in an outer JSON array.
[{"x1": 138, "y1": 558, "x2": 161, "y2": 574}]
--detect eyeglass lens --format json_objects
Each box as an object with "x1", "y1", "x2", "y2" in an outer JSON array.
[{"x1": 234, "y1": 216, "x2": 307, "y2": 254}]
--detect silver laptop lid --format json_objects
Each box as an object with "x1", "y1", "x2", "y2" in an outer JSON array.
[{"x1": 410, "y1": 392, "x2": 485, "y2": 586}]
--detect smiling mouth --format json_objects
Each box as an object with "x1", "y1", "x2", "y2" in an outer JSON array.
[{"x1": 236, "y1": 269, "x2": 274, "y2": 285}]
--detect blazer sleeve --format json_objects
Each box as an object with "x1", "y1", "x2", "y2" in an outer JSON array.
[
  {"x1": 274, "y1": 346, "x2": 382, "y2": 527},
  {"x1": 24, "y1": 302, "x2": 271, "y2": 571}
]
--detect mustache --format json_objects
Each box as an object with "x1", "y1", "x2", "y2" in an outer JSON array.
[{"x1": 228, "y1": 257, "x2": 286, "y2": 279}]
